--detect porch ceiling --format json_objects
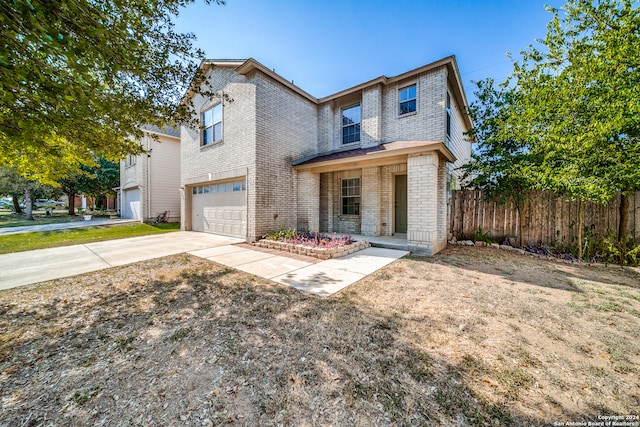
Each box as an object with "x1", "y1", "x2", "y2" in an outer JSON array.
[{"x1": 292, "y1": 140, "x2": 455, "y2": 173}]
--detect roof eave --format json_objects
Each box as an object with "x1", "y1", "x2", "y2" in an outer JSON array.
[{"x1": 293, "y1": 142, "x2": 456, "y2": 172}]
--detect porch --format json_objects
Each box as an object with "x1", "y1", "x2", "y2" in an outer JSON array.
[{"x1": 293, "y1": 140, "x2": 456, "y2": 255}]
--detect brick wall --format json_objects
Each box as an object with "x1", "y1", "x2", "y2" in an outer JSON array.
[
  {"x1": 361, "y1": 86, "x2": 382, "y2": 145},
  {"x1": 381, "y1": 68, "x2": 447, "y2": 143},
  {"x1": 360, "y1": 166, "x2": 381, "y2": 236},
  {"x1": 407, "y1": 153, "x2": 439, "y2": 255},
  {"x1": 319, "y1": 172, "x2": 332, "y2": 232},
  {"x1": 296, "y1": 170, "x2": 320, "y2": 232},
  {"x1": 180, "y1": 66, "x2": 256, "y2": 234},
  {"x1": 254, "y1": 71, "x2": 318, "y2": 239}
]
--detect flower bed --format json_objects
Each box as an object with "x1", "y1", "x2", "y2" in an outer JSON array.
[{"x1": 255, "y1": 230, "x2": 369, "y2": 260}]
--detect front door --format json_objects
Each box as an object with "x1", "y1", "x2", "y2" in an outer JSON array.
[{"x1": 394, "y1": 175, "x2": 407, "y2": 233}]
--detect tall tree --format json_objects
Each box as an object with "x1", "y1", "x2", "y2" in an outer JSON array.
[
  {"x1": 0, "y1": 167, "x2": 27, "y2": 214},
  {"x1": 0, "y1": 167, "x2": 60, "y2": 219},
  {"x1": 0, "y1": 0, "x2": 223, "y2": 184},
  {"x1": 60, "y1": 158, "x2": 119, "y2": 215},
  {"x1": 461, "y1": 79, "x2": 533, "y2": 248},
  {"x1": 504, "y1": 0, "x2": 640, "y2": 258}
]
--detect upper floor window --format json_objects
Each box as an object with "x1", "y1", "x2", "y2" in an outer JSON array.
[
  {"x1": 399, "y1": 85, "x2": 416, "y2": 115},
  {"x1": 341, "y1": 178, "x2": 360, "y2": 215},
  {"x1": 126, "y1": 155, "x2": 136, "y2": 167},
  {"x1": 202, "y1": 104, "x2": 222, "y2": 146},
  {"x1": 342, "y1": 104, "x2": 361, "y2": 144},
  {"x1": 446, "y1": 92, "x2": 452, "y2": 137}
]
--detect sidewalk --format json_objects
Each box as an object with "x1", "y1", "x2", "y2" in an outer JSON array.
[{"x1": 0, "y1": 218, "x2": 138, "y2": 236}]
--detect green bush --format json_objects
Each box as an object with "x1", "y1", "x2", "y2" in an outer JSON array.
[
  {"x1": 473, "y1": 228, "x2": 494, "y2": 244},
  {"x1": 585, "y1": 231, "x2": 640, "y2": 266}
]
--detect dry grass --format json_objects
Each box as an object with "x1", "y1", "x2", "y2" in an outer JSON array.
[{"x1": 0, "y1": 246, "x2": 638, "y2": 426}]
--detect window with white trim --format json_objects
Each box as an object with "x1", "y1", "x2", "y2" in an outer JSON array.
[
  {"x1": 341, "y1": 178, "x2": 360, "y2": 215},
  {"x1": 202, "y1": 103, "x2": 222, "y2": 146},
  {"x1": 342, "y1": 104, "x2": 361, "y2": 144},
  {"x1": 399, "y1": 84, "x2": 416, "y2": 115}
]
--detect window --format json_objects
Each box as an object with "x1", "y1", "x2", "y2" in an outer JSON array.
[
  {"x1": 126, "y1": 155, "x2": 136, "y2": 167},
  {"x1": 446, "y1": 92, "x2": 451, "y2": 137},
  {"x1": 341, "y1": 178, "x2": 360, "y2": 215},
  {"x1": 399, "y1": 85, "x2": 416, "y2": 115},
  {"x1": 203, "y1": 185, "x2": 209, "y2": 194},
  {"x1": 192, "y1": 187, "x2": 197, "y2": 195},
  {"x1": 342, "y1": 104, "x2": 361, "y2": 144},
  {"x1": 202, "y1": 104, "x2": 222, "y2": 146}
]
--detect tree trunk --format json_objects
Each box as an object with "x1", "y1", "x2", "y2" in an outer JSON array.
[
  {"x1": 516, "y1": 202, "x2": 525, "y2": 249},
  {"x1": 618, "y1": 190, "x2": 630, "y2": 264},
  {"x1": 24, "y1": 187, "x2": 34, "y2": 221},
  {"x1": 577, "y1": 199, "x2": 584, "y2": 260},
  {"x1": 67, "y1": 191, "x2": 76, "y2": 216},
  {"x1": 11, "y1": 194, "x2": 22, "y2": 214},
  {"x1": 618, "y1": 191, "x2": 629, "y2": 243}
]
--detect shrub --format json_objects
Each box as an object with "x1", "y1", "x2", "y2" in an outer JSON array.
[{"x1": 261, "y1": 227, "x2": 354, "y2": 249}]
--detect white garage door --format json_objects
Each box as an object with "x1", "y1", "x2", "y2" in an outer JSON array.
[
  {"x1": 124, "y1": 188, "x2": 141, "y2": 220},
  {"x1": 191, "y1": 179, "x2": 246, "y2": 238}
]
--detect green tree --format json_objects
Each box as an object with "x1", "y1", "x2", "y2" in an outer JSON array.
[
  {"x1": 60, "y1": 158, "x2": 119, "y2": 215},
  {"x1": 504, "y1": 0, "x2": 640, "y2": 258},
  {"x1": 0, "y1": 167, "x2": 27, "y2": 214},
  {"x1": 0, "y1": 0, "x2": 223, "y2": 184},
  {"x1": 461, "y1": 79, "x2": 534, "y2": 248},
  {"x1": 0, "y1": 167, "x2": 60, "y2": 219}
]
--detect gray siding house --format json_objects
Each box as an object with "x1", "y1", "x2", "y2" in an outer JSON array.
[{"x1": 181, "y1": 56, "x2": 472, "y2": 255}]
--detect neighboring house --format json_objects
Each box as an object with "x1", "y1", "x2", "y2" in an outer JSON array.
[
  {"x1": 181, "y1": 56, "x2": 472, "y2": 255},
  {"x1": 120, "y1": 126, "x2": 181, "y2": 222}
]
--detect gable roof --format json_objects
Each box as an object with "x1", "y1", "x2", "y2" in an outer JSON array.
[{"x1": 190, "y1": 56, "x2": 472, "y2": 129}]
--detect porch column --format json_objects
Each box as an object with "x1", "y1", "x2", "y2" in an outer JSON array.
[
  {"x1": 361, "y1": 166, "x2": 380, "y2": 236},
  {"x1": 407, "y1": 153, "x2": 440, "y2": 255},
  {"x1": 436, "y1": 158, "x2": 448, "y2": 252},
  {"x1": 297, "y1": 170, "x2": 320, "y2": 232}
]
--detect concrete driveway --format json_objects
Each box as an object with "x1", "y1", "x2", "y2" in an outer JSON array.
[
  {"x1": 0, "y1": 231, "x2": 408, "y2": 296},
  {"x1": 0, "y1": 232, "x2": 242, "y2": 290}
]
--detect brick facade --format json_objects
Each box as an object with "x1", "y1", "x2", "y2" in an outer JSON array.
[{"x1": 181, "y1": 57, "x2": 472, "y2": 255}]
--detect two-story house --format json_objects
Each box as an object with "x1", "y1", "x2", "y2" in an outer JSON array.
[
  {"x1": 120, "y1": 125, "x2": 181, "y2": 223},
  {"x1": 181, "y1": 56, "x2": 472, "y2": 255}
]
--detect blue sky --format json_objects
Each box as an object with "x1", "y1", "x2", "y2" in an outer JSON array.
[{"x1": 174, "y1": 0, "x2": 563, "y2": 104}]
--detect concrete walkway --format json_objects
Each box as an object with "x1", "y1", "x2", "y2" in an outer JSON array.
[
  {"x1": 0, "y1": 218, "x2": 138, "y2": 236},
  {"x1": 0, "y1": 232, "x2": 408, "y2": 296},
  {"x1": 189, "y1": 244, "x2": 407, "y2": 297}
]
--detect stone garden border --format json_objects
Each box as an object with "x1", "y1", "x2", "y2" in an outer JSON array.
[{"x1": 253, "y1": 239, "x2": 370, "y2": 260}]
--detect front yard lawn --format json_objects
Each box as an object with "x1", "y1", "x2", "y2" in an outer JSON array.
[
  {"x1": 0, "y1": 223, "x2": 180, "y2": 255},
  {"x1": 0, "y1": 246, "x2": 638, "y2": 425},
  {"x1": 0, "y1": 211, "x2": 80, "y2": 228}
]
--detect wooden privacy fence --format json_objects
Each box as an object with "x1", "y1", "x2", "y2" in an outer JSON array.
[{"x1": 449, "y1": 190, "x2": 640, "y2": 247}]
